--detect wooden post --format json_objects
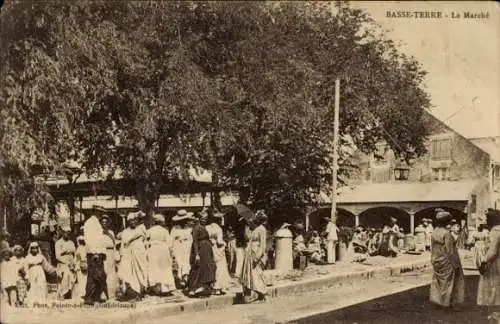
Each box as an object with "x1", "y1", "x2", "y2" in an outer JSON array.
[
  {"x1": 409, "y1": 211, "x2": 415, "y2": 234},
  {"x1": 331, "y1": 79, "x2": 341, "y2": 223},
  {"x1": 355, "y1": 214, "x2": 360, "y2": 227}
]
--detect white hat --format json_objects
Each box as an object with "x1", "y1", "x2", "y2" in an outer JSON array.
[
  {"x1": 153, "y1": 213, "x2": 165, "y2": 223},
  {"x1": 172, "y1": 209, "x2": 192, "y2": 222},
  {"x1": 29, "y1": 242, "x2": 39, "y2": 249}
]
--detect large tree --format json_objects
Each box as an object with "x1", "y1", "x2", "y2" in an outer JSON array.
[{"x1": 1, "y1": 1, "x2": 431, "y2": 228}]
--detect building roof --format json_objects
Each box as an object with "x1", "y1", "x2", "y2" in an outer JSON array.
[
  {"x1": 319, "y1": 180, "x2": 478, "y2": 204},
  {"x1": 468, "y1": 136, "x2": 500, "y2": 162}
]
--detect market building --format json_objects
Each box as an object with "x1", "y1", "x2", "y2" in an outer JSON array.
[{"x1": 307, "y1": 112, "x2": 497, "y2": 233}]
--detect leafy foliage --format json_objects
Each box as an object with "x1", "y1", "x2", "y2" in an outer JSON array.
[{"x1": 0, "y1": 1, "x2": 430, "y2": 227}]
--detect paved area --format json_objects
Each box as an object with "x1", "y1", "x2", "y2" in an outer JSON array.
[
  {"x1": 149, "y1": 268, "x2": 435, "y2": 324},
  {"x1": 293, "y1": 271, "x2": 500, "y2": 324},
  {"x1": 1, "y1": 252, "x2": 432, "y2": 324}
]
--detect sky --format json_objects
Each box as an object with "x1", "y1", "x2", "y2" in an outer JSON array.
[{"x1": 352, "y1": 1, "x2": 499, "y2": 138}]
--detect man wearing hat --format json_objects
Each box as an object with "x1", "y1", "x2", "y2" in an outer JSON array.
[
  {"x1": 323, "y1": 216, "x2": 338, "y2": 264},
  {"x1": 429, "y1": 209, "x2": 464, "y2": 309},
  {"x1": 82, "y1": 206, "x2": 108, "y2": 305},
  {"x1": 55, "y1": 225, "x2": 77, "y2": 300}
]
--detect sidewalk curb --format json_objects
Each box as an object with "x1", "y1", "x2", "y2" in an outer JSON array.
[{"x1": 106, "y1": 258, "x2": 431, "y2": 323}]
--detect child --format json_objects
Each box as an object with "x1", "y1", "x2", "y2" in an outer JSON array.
[
  {"x1": 1, "y1": 248, "x2": 18, "y2": 306},
  {"x1": 73, "y1": 236, "x2": 88, "y2": 300},
  {"x1": 12, "y1": 245, "x2": 27, "y2": 305}
]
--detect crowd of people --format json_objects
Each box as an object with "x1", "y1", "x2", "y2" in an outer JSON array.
[
  {"x1": 0, "y1": 206, "x2": 272, "y2": 306},
  {"x1": 1, "y1": 206, "x2": 498, "y2": 313}
]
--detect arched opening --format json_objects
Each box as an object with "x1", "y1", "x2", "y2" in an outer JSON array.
[
  {"x1": 359, "y1": 207, "x2": 410, "y2": 233},
  {"x1": 308, "y1": 208, "x2": 356, "y2": 231},
  {"x1": 415, "y1": 207, "x2": 467, "y2": 226}
]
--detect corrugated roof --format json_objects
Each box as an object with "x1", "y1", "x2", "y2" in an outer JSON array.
[
  {"x1": 319, "y1": 180, "x2": 478, "y2": 204},
  {"x1": 44, "y1": 167, "x2": 212, "y2": 185}
]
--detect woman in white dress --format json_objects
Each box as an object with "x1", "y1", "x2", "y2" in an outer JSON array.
[
  {"x1": 146, "y1": 213, "x2": 176, "y2": 295},
  {"x1": 206, "y1": 210, "x2": 231, "y2": 295},
  {"x1": 171, "y1": 210, "x2": 194, "y2": 288},
  {"x1": 55, "y1": 226, "x2": 76, "y2": 300},
  {"x1": 23, "y1": 242, "x2": 57, "y2": 305},
  {"x1": 118, "y1": 212, "x2": 148, "y2": 301}
]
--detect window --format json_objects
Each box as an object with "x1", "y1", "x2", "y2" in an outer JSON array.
[
  {"x1": 470, "y1": 194, "x2": 477, "y2": 213},
  {"x1": 432, "y1": 167, "x2": 449, "y2": 181},
  {"x1": 430, "y1": 138, "x2": 452, "y2": 161},
  {"x1": 374, "y1": 143, "x2": 387, "y2": 164}
]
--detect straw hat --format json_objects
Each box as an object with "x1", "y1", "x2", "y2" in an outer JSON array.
[
  {"x1": 436, "y1": 210, "x2": 452, "y2": 221},
  {"x1": 172, "y1": 209, "x2": 191, "y2": 222},
  {"x1": 61, "y1": 225, "x2": 71, "y2": 232}
]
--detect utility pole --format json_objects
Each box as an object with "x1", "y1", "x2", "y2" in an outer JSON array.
[{"x1": 331, "y1": 79, "x2": 340, "y2": 223}]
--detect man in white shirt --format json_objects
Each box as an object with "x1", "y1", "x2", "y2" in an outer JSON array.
[
  {"x1": 323, "y1": 216, "x2": 339, "y2": 264},
  {"x1": 83, "y1": 206, "x2": 108, "y2": 305}
]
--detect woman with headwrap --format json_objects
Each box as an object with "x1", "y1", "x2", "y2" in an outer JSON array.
[
  {"x1": 146, "y1": 213, "x2": 176, "y2": 295},
  {"x1": 241, "y1": 210, "x2": 268, "y2": 303},
  {"x1": 429, "y1": 209, "x2": 465, "y2": 309},
  {"x1": 101, "y1": 215, "x2": 118, "y2": 300},
  {"x1": 73, "y1": 236, "x2": 87, "y2": 300},
  {"x1": 206, "y1": 209, "x2": 232, "y2": 295},
  {"x1": 186, "y1": 208, "x2": 216, "y2": 297},
  {"x1": 118, "y1": 212, "x2": 148, "y2": 301},
  {"x1": 55, "y1": 226, "x2": 77, "y2": 300},
  {"x1": 477, "y1": 208, "x2": 500, "y2": 306},
  {"x1": 23, "y1": 242, "x2": 57, "y2": 305},
  {"x1": 171, "y1": 210, "x2": 194, "y2": 288}
]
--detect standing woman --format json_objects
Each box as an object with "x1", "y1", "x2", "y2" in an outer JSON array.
[
  {"x1": 241, "y1": 211, "x2": 268, "y2": 303},
  {"x1": 429, "y1": 210, "x2": 465, "y2": 310},
  {"x1": 477, "y1": 208, "x2": 500, "y2": 307},
  {"x1": 23, "y1": 242, "x2": 57, "y2": 305},
  {"x1": 171, "y1": 210, "x2": 194, "y2": 288},
  {"x1": 118, "y1": 212, "x2": 148, "y2": 301},
  {"x1": 206, "y1": 209, "x2": 231, "y2": 295},
  {"x1": 146, "y1": 213, "x2": 176, "y2": 296},
  {"x1": 186, "y1": 209, "x2": 216, "y2": 297},
  {"x1": 55, "y1": 226, "x2": 77, "y2": 300},
  {"x1": 101, "y1": 215, "x2": 118, "y2": 300}
]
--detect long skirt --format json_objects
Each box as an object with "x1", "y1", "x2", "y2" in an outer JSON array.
[
  {"x1": 477, "y1": 257, "x2": 500, "y2": 306},
  {"x1": 240, "y1": 247, "x2": 266, "y2": 297},
  {"x1": 56, "y1": 262, "x2": 76, "y2": 298},
  {"x1": 326, "y1": 240, "x2": 336, "y2": 264},
  {"x1": 73, "y1": 269, "x2": 87, "y2": 299},
  {"x1": 187, "y1": 239, "x2": 216, "y2": 292},
  {"x1": 430, "y1": 262, "x2": 465, "y2": 307},
  {"x1": 25, "y1": 266, "x2": 48, "y2": 305},
  {"x1": 212, "y1": 245, "x2": 231, "y2": 291},
  {"x1": 173, "y1": 242, "x2": 191, "y2": 279},
  {"x1": 104, "y1": 249, "x2": 118, "y2": 299},
  {"x1": 235, "y1": 247, "x2": 245, "y2": 278},
  {"x1": 119, "y1": 242, "x2": 148, "y2": 296},
  {"x1": 147, "y1": 243, "x2": 176, "y2": 293}
]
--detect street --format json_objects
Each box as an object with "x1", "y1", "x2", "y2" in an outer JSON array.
[
  {"x1": 294, "y1": 270, "x2": 500, "y2": 324},
  {"x1": 153, "y1": 268, "x2": 498, "y2": 324}
]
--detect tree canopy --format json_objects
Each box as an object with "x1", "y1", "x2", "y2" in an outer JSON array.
[{"x1": 0, "y1": 1, "x2": 431, "y2": 227}]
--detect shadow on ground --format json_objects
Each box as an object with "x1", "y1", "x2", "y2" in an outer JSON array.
[{"x1": 292, "y1": 274, "x2": 500, "y2": 324}]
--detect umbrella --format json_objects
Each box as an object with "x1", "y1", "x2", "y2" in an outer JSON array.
[{"x1": 234, "y1": 203, "x2": 254, "y2": 222}]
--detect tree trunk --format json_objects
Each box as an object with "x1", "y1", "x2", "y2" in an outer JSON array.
[{"x1": 135, "y1": 179, "x2": 160, "y2": 228}]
